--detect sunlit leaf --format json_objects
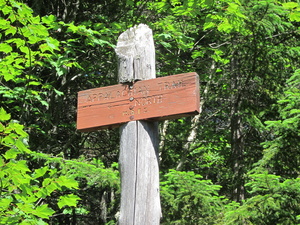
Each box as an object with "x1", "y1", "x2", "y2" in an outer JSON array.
[{"x1": 57, "y1": 194, "x2": 81, "y2": 209}]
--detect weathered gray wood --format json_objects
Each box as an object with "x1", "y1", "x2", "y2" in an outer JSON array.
[
  {"x1": 115, "y1": 24, "x2": 156, "y2": 83},
  {"x1": 116, "y1": 24, "x2": 161, "y2": 224}
]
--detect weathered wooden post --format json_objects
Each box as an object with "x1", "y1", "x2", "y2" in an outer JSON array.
[
  {"x1": 115, "y1": 24, "x2": 161, "y2": 224},
  {"x1": 77, "y1": 24, "x2": 200, "y2": 224}
]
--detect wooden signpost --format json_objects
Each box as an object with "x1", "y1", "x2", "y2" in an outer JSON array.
[{"x1": 77, "y1": 24, "x2": 200, "y2": 224}]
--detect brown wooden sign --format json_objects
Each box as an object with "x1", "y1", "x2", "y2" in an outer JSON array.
[{"x1": 77, "y1": 72, "x2": 200, "y2": 132}]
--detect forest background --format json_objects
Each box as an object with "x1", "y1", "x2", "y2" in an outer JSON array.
[{"x1": 1, "y1": 0, "x2": 300, "y2": 224}]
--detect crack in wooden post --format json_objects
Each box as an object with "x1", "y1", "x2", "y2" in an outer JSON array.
[{"x1": 133, "y1": 120, "x2": 139, "y2": 223}]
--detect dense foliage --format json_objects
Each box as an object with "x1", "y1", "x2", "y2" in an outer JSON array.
[{"x1": 1, "y1": 0, "x2": 299, "y2": 224}]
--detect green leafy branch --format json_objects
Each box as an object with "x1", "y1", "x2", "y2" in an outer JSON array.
[{"x1": 0, "y1": 108, "x2": 80, "y2": 224}]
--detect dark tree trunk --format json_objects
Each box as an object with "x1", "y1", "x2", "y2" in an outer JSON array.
[{"x1": 230, "y1": 54, "x2": 245, "y2": 202}]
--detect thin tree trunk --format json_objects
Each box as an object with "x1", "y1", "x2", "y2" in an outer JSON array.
[
  {"x1": 230, "y1": 54, "x2": 245, "y2": 202},
  {"x1": 176, "y1": 61, "x2": 214, "y2": 171}
]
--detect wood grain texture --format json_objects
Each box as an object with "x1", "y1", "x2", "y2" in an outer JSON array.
[
  {"x1": 77, "y1": 72, "x2": 200, "y2": 132},
  {"x1": 116, "y1": 24, "x2": 161, "y2": 225},
  {"x1": 119, "y1": 121, "x2": 161, "y2": 225},
  {"x1": 115, "y1": 24, "x2": 155, "y2": 83}
]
